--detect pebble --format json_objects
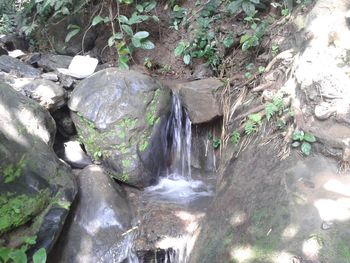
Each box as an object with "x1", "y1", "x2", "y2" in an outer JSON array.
[
  {"x1": 321, "y1": 221, "x2": 334, "y2": 230},
  {"x1": 42, "y1": 72, "x2": 59, "y2": 81},
  {"x1": 314, "y1": 103, "x2": 335, "y2": 120}
]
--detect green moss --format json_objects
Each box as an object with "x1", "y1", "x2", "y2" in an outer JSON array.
[
  {"x1": 2, "y1": 155, "x2": 26, "y2": 184},
  {"x1": 0, "y1": 190, "x2": 51, "y2": 235},
  {"x1": 145, "y1": 89, "x2": 160, "y2": 126},
  {"x1": 122, "y1": 159, "x2": 132, "y2": 169},
  {"x1": 121, "y1": 173, "x2": 129, "y2": 182}
]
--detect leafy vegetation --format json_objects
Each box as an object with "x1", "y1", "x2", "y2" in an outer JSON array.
[
  {"x1": 230, "y1": 131, "x2": 241, "y2": 146},
  {"x1": 0, "y1": 236, "x2": 47, "y2": 263},
  {"x1": 292, "y1": 130, "x2": 316, "y2": 156},
  {"x1": 244, "y1": 113, "x2": 262, "y2": 135},
  {"x1": 2, "y1": 156, "x2": 26, "y2": 184},
  {"x1": 265, "y1": 96, "x2": 284, "y2": 121}
]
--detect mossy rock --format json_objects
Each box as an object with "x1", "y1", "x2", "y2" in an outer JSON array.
[
  {"x1": 69, "y1": 68, "x2": 171, "y2": 187},
  {"x1": 0, "y1": 84, "x2": 77, "y2": 252}
]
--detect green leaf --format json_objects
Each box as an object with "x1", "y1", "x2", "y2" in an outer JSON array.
[
  {"x1": 240, "y1": 34, "x2": 251, "y2": 44},
  {"x1": 230, "y1": 131, "x2": 240, "y2": 146},
  {"x1": 118, "y1": 60, "x2": 129, "y2": 70},
  {"x1": 131, "y1": 37, "x2": 141, "y2": 47},
  {"x1": 213, "y1": 138, "x2": 221, "y2": 149},
  {"x1": 114, "y1": 32, "x2": 123, "y2": 40},
  {"x1": 65, "y1": 28, "x2": 80, "y2": 43},
  {"x1": 301, "y1": 142, "x2": 312, "y2": 156},
  {"x1": 223, "y1": 36, "x2": 234, "y2": 48},
  {"x1": 242, "y1": 2, "x2": 255, "y2": 16},
  {"x1": 118, "y1": 15, "x2": 129, "y2": 24},
  {"x1": 108, "y1": 36, "x2": 115, "y2": 47},
  {"x1": 248, "y1": 113, "x2": 261, "y2": 124},
  {"x1": 292, "y1": 130, "x2": 304, "y2": 141},
  {"x1": 122, "y1": 24, "x2": 133, "y2": 36},
  {"x1": 183, "y1": 54, "x2": 191, "y2": 65},
  {"x1": 227, "y1": 0, "x2": 243, "y2": 14},
  {"x1": 144, "y1": 1, "x2": 156, "y2": 12},
  {"x1": 152, "y1": 15, "x2": 160, "y2": 22},
  {"x1": 9, "y1": 250, "x2": 27, "y2": 263},
  {"x1": 133, "y1": 31, "x2": 149, "y2": 39},
  {"x1": 92, "y1": 15, "x2": 103, "y2": 26},
  {"x1": 265, "y1": 103, "x2": 278, "y2": 120},
  {"x1": 175, "y1": 42, "x2": 186, "y2": 56},
  {"x1": 304, "y1": 133, "x2": 316, "y2": 143},
  {"x1": 33, "y1": 248, "x2": 46, "y2": 263},
  {"x1": 0, "y1": 247, "x2": 12, "y2": 262},
  {"x1": 136, "y1": 4, "x2": 143, "y2": 12},
  {"x1": 22, "y1": 235, "x2": 37, "y2": 245},
  {"x1": 140, "y1": 40, "x2": 155, "y2": 50},
  {"x1": 250, "y1": 0, "x2": 260, "y2": 3}
]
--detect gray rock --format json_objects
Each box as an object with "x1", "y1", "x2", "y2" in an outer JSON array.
[
  {"x1": 192, "y1": 64, "x2": 214, "y2": 80},
  {"x1": 22, "y1": 79, "x2": 66, "y2": 111},
  {"x1": 0, "y1": 55, "x2": 41, "y2": 77},
  {"x1": 41, "y1": 72, "x2": 59, "y2": 82},
  {"x1": 178, "y1": 79, "x2": 223, "y2": 124},
  {"x1": 0, "y1": 83, "x2": 77, "y2": 253},
  {"x1": 58, "y1": 73, "x2": 76, "y2": 89},
  {"x1": 0, "y1": 45, "x2": 8, "y2": 55},
  {"x1": 37, "y1": 54, "x2": 73, "y2": 72},
  {"x1": 0, "y1": 34, "x2": 28, "y2": 51},
  {"x1": 314, "y1": 103, "x2": 335, "y2": 120},
  {"x1": 68, "y1": 68, "x2": 171, "y2": 187},
  {"x1": 51, "y1": 165, "x2": 133, "y2": 263}
]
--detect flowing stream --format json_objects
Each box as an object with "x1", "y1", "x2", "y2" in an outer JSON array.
[{"x1": 126, "y1": 92, "x2": 214, "y2": 263}]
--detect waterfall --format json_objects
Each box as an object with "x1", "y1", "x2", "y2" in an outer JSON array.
[{"x1": 164, "y1": 92, "x2": 192, "y2": 179}]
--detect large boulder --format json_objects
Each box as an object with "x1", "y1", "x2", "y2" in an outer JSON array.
[
  {"x1": 178, "y1": 79, "x2": 223, "y2": 124},
  {"x1": 68, "y1": 68, "x2": 171, "y2": 187},
  {"x1": 190, "y1": 142, "x2": 350, "y2": 263},
  {"x1": 0, "y1": 55, "x2": 41, "y2": 77},
  {"x1": 0, "y1": 84, "x2": 77, "y2": 253},
  {"x1": 51, "y1": 165, "x2": 133, "y2": 263}
]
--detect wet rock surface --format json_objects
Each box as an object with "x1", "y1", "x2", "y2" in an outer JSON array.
[
  {"x1": 0, "y1": 83, "x2": 77, "y2": 253},
  {"x1": 22, "y1": 79, "x2": 66, "y2": 111},
  {"x1": 37, "y1": 54, "x2": 73, "y2": 72},
  {"x1": 51, "y1": 165, "x2": 133, "y2": 263},
  {"x1": 68, "y1": 68, "x2": 171, "y2": 187},
  {"x1": 0, "y1": 55, "x2": 41, "y2": 77},
  {"x1": 178, "y1": 79, "x2": 223, "y2": 124}
]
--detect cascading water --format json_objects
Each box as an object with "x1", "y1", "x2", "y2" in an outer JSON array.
[
  {"x1": 124, "y1": 92, "x2": 213, "y2": 263},
  {"x1": 164, "y1": 93, "x2": 192, "y2": 179},
  {"x1": 144, "y1": 92, "x2": 212, "y2": 203}
]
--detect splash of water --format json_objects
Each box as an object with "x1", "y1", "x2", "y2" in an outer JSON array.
[{"x1": 164, "y1": 92, "x2": 192, "y2": 179}]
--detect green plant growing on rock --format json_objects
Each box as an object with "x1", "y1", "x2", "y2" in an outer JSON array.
[
  {"x1": 0, "y1": 236, "x2": 47, "y2": 263},
  {"x1": 265, "y1": 96, "x2": 284, "y2": 120},
  {"x1": 227, "y1": 0, "x2": 261, "y2": 16},
  {"x1": 230, "y1": 131, "x2": 241, "y2": 146},
  {"x1": 244, "y1": 113, "x2": 262, "y2": 135},
  {"x1": 292, "y1": 130, "x2": 316, "y2": 156},
  {"x1": 212, "y1": 138, "x2": 221, "y2": 149},
  {"x1": 2, "y1": 156, "x2": 26, "y2": 184},
  {"x1": 240, "y1": 11, "x2": 267, "y2": 51}
]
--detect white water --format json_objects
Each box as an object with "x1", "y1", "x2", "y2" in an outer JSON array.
[{"x1": 128, "y1": 92, "x2": 213, "y2": 263}]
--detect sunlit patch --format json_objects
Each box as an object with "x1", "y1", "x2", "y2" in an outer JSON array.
[
  {"x1": 302, "y1": 238, "x2": 321, "y2": 260},
  {"x1": 323, "y1": 179, "x2": 350, "y2": 197},
  {"x1": 231, "y1": 246, "x2": 254, "y2": 262},
  {"x1": 282, "y1": 224, "x2": 299, "y2": 239},
  {"x1": 272, "y1": 251, "x2": 295, "y2": 263},
  {"x1": 314, "y1": 198, "x2": 350, "y2": 221},
  {"x1": 230, "y1": 211, "x2": 247, "y2": 226},
  {"x1": 174, "y1": 211, "x2": 204, "y2": 233}
]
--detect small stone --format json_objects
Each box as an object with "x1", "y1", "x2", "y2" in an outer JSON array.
[
  {"x1": 314, "y1": 103, "x2": 335, "y2": 120},
  {"x1": 292, "y1": 141, "x2": 300, "y2": 148},
  {"x1": 59, "y1": 73, "x2": 76, "y2": 90},
  {"x1": 321, "y1": 221, "x2": 334, "y2": 230},
  {"x1": 42, "y1": 72, "x2": 59, "y2": 81}
]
